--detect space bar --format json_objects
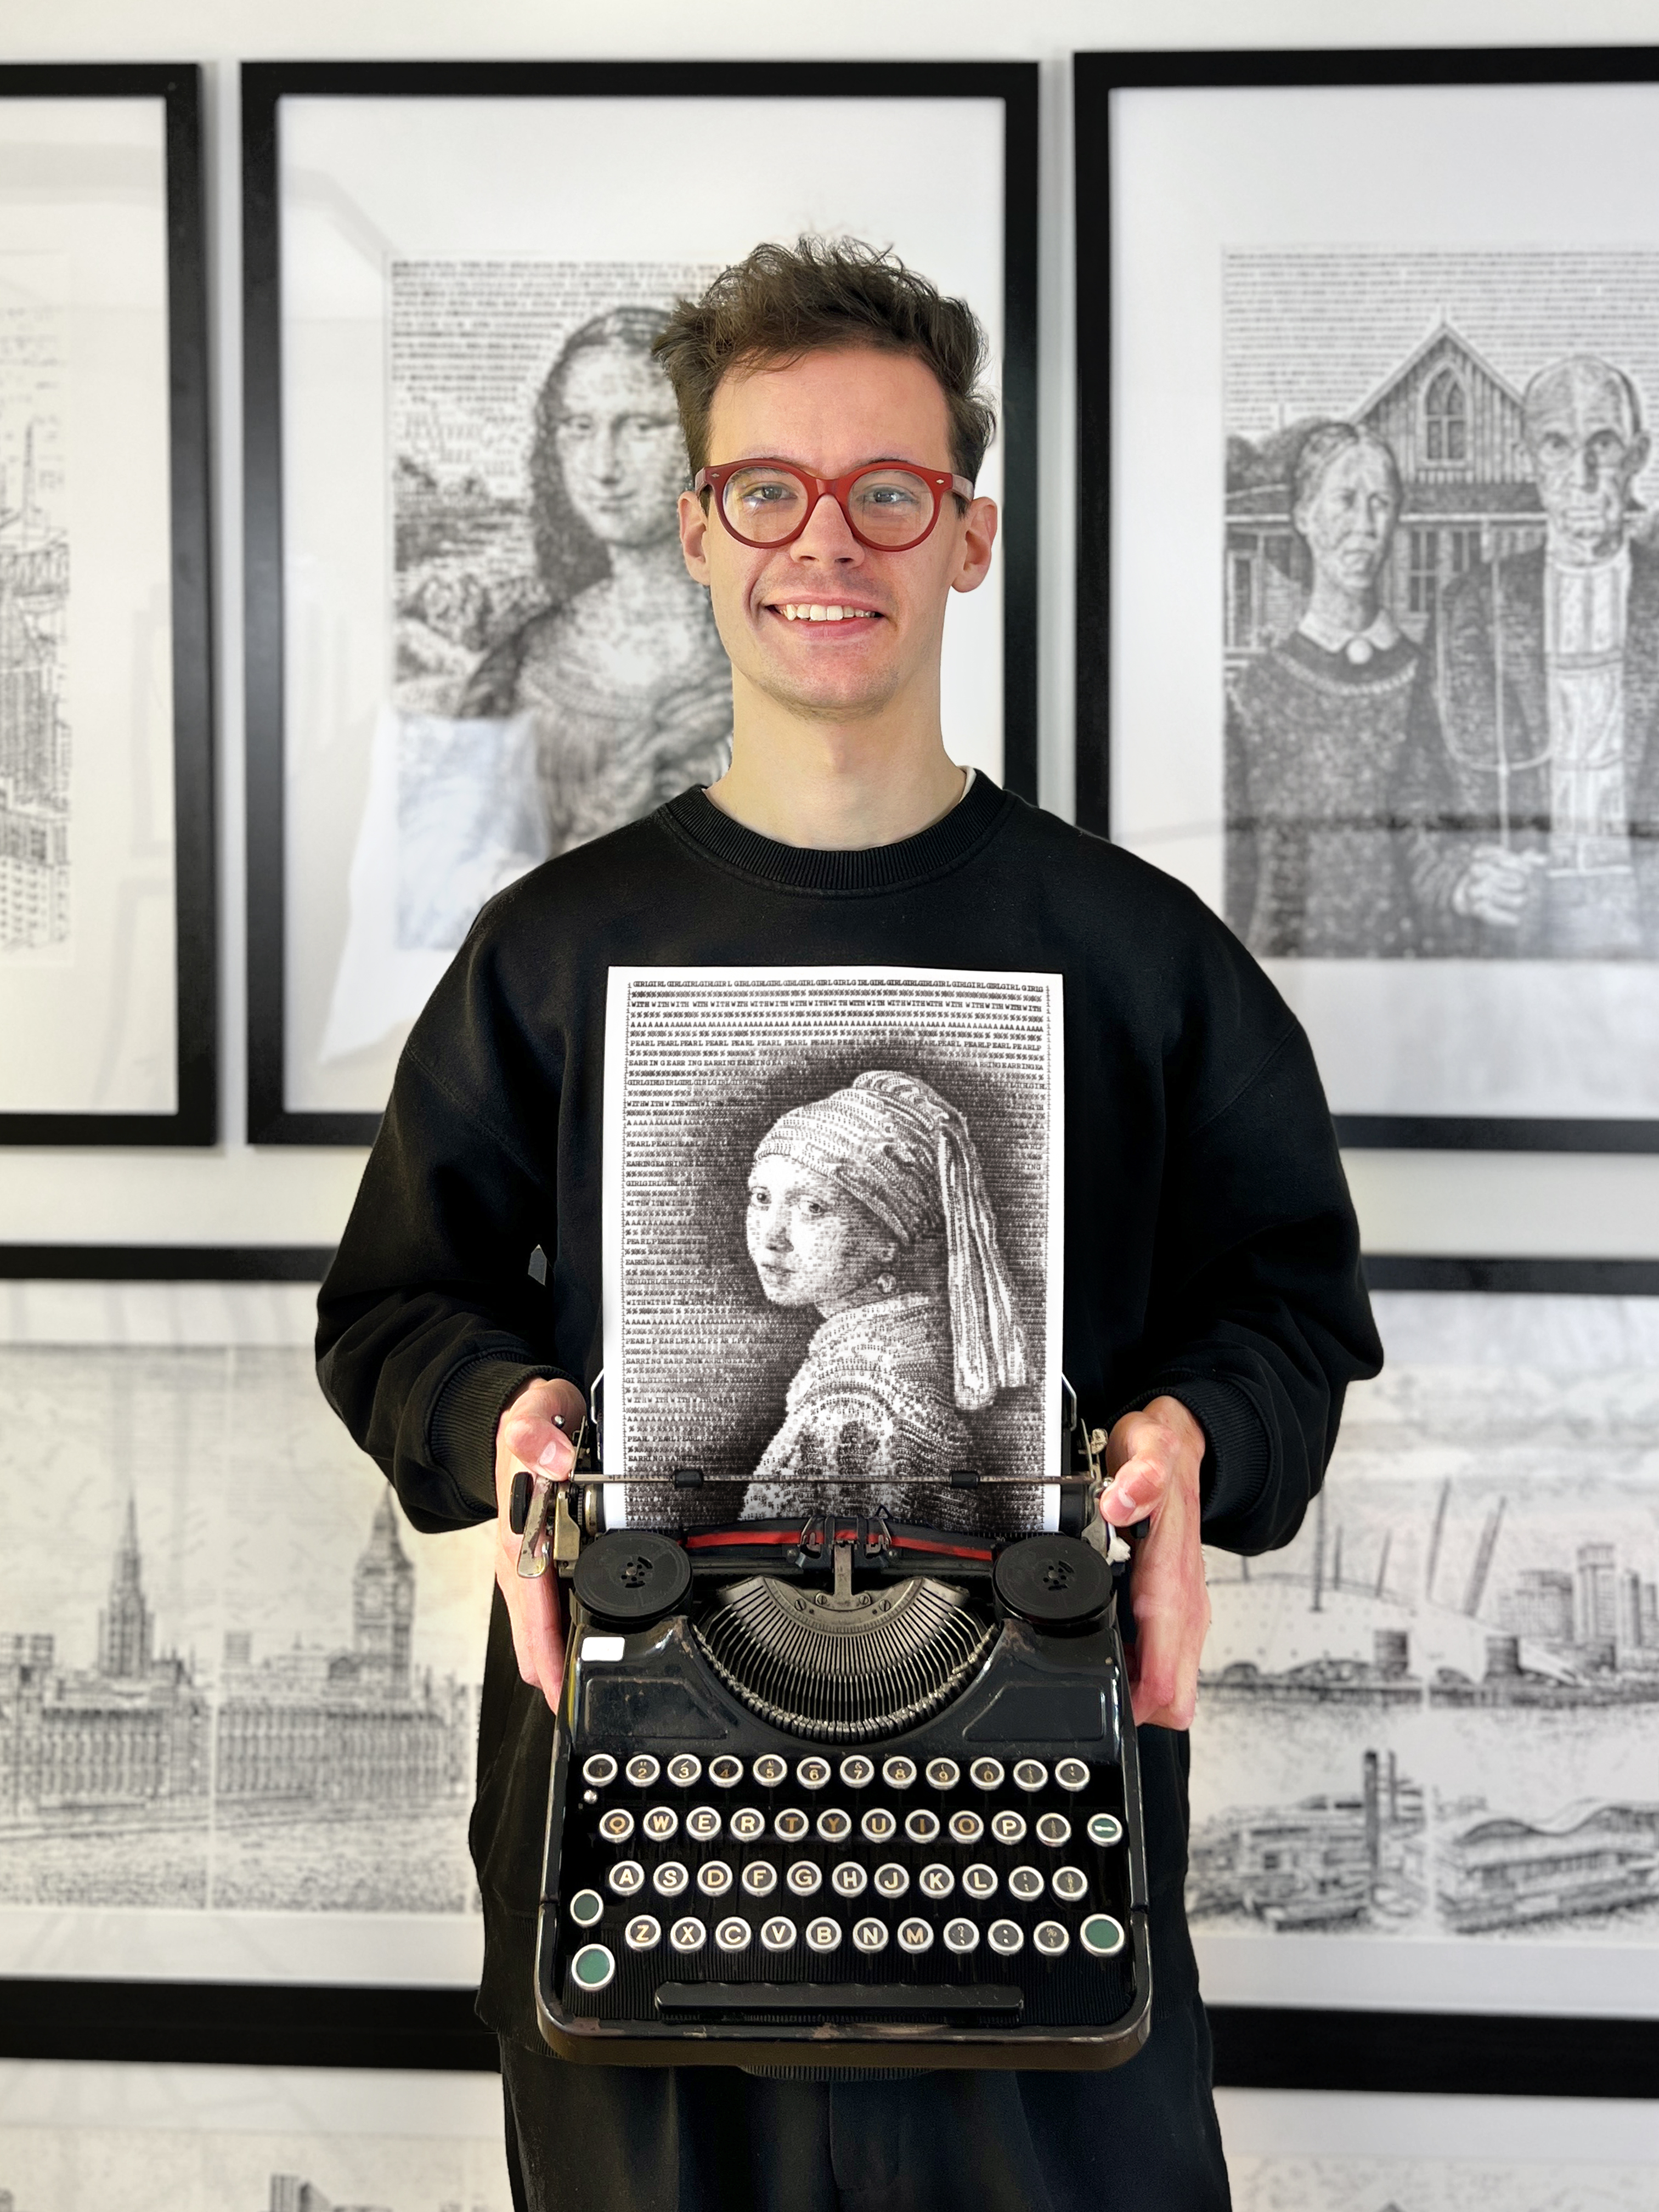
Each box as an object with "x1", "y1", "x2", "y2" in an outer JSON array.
[{"x1": 656, "y1": 1982, "x2": 1023, "y2": 2021}]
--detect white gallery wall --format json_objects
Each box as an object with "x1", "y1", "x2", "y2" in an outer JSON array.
[{"x1": 4, "y1": 0, "x2": 1659, "y2": 1255}]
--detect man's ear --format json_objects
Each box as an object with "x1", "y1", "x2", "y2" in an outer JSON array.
[
  {"x1": 679, "y1": 488, "x2": 712, "y2": 584},
  {"x1": 1628, "y1": 432, "x2": 1652, "y2": 484},
  {"x1": 949, "y1": 495, "x2": 999, "y2": 597}
]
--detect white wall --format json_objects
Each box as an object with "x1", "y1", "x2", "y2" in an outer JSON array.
[{"x1": 6, "y1": 0, "x2": 1659, "y2": 1254}]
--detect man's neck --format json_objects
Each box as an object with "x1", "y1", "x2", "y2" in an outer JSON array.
[{"x1": 704, "y1": 683, "x2": 968, "y2": 850}]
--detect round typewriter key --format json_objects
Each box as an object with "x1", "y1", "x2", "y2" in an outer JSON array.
[
  {"x1": 607, "y1": 1860, "x2": 645, "y2": 1897},
  {"x1": 642, "y1": 1805, "x2": 679, "y2": 1843},
  {"x1": 898, "y1": 1917, "x2": 934, "y2": 1955},
  {"x1": 831, "y1": 1861, "x2": 868, "y2": 1898},
  {"x1": 1052, "y1": 1866, "x2": 1088, "y2": 1903},
  {"x1": 1081, "y1": 1913, "x2": 1127, "y2": 1959},
  {"x1": 904, "y1": 1809, "x2": 941, "y2": 1844},
  {"x1": 839, "y1": 1754, "x2": 876, "y2": 1789},
  {"x1": 1008, "y1": 1865, "x2": 1044, "y2": 1902},
  {"x1": 943, "y1": 1918, "x2": 980, "y2": 1955},
  {"x1": 760, "y1": 1915, "x2": 797, "y2": 1954},
  {"x1": 962, "y1": 1864, "x2": 998, "y2": 1899},
  {"x1": 568, "y1": 1888, "x2": 604, "y2": 1928},
  {"x1": 1055, "y1": 1759, "x2": 1091, "y2": 1793},
  {"x1": 570, "y1": 1943, "x2": 615, "y2": 1991},
  {"x1": 969, "y1": 1758, "x2": 1005, "y2": 1792},
  {"x1": 949, "y1": 1810, "x2": 985, "y2": 1846},
  {"x1": 852, "y1": 1917, "x2": 888, "y2": 1955},
  {"x1": 730, "y1": 1807, "x2": 765, "y2": 1842},
  {"x1": 806, "y1": 1917, "x2": 842, "y2": 1954},
  {"x1": 665, "y1": 1754, "x2": 702, "y2": 1788},
  {"x1": 599, "y1": 1808, "x2": 635, "y2": 1844},
  {"x1": 1087, "y1": 1812, "x2": 1125, "y2": 1848},
  {"x1": 1034, "y1": 1920, "x2": 1070, "y2": 1957},
  {"x1": 881, "y1": 1756, "x2": 918, "y2": 1790},
  {"x1": 652, "y1": 1861, "x2": 689, "y2": 1899},
  {"x1": 786, "y1": 1860, "x2": 822, "y2": 1898},
  {"x1": 752, "y1": 1754, "x2": 788, "y2": 1788},
  {"x1": 625, "y1": 1754, "x2": 661, "y2": 1790},
  {"x1": 991, "y1": 1810, "x2": 1028, "y2": 1846},
  {"x1": 873, "y1": 1862, "x2": 910, "y2": 1899},
  {"x1": 796, "y1": 1756, "x2": 832, "y2": 1791},
  {"x1": 685, "y1": 1805, "x2": 721, "y2": 1842},
  {"x1": 815, "y1": 1808, "x2": 853, "y2": 1844},
  {"x1": 715, "y1": 1916, "x2": 752, "y2": 1953},
  {"x1": 670, "y1": 1916, "x2": 707, "y2": 1955},
  {"x1": 708, "y1": 1756, "x2": 744, "y2": 1788},
  {"x1": 860, "y1": 1807, "x2": 897, "y2": 1844},
  {"x1": 741, "y1": 1861, "x2": 778, "y2": 1898},
  {"x1": 925, "y1": 1758, "x2": 961, "y2": 1792},
  {"x1": 987, "y1": 1919, "x2": 1024, "y2": 1956},
  {"x1": 1036, "y1": 1813, "x2": 1073, "y2": 1849},
  {"x1": 696, "y1": 1860, "x2": 733, "y2": 1898},
  {"x1": 774, "y1": 1808, "x2": 810, "y2": 1842},
  {"x1": 625, "y1": 1915, "x2": 661, "y2": 1953},
  {"x1": 582, "y1": 1753, "x2": 618, "y2": 1788},
  {"x1": 1013, "y1": 1760, "x2": 1048, "y2": 1795},
  {"x1": 919, "y1": 1863, "x2": 955, "y2": 1899}
]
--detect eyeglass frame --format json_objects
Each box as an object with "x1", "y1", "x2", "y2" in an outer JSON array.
[{"x1": 692, "y1": 458, "x2": 977, "y2": 552}]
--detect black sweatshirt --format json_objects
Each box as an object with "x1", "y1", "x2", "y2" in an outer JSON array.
[{"x1": 316, "y1": 775, "x2": 1381, "y2": 2053}]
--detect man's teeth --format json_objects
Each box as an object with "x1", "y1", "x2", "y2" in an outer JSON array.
[{"x1": 780, "y1": 604, "x2": 875, "y2": 622}]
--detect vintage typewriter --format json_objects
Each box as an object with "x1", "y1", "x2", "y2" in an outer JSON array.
[{"x1": 516, "y1": 1385, "x2": 1150, "y2": 2072}]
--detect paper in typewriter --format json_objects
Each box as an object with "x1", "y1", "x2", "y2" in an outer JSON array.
[{"x1": 602, "y1": 967, "x2": 1064, "y2": 1533}]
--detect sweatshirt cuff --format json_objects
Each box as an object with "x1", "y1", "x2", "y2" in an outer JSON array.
[
  {"x1": 430, "y1": 1354, "x2": 579, "y2": 1515},
  {"x1": 1115, "y1": 1375, "x2": 1271, "y2": 1537}
]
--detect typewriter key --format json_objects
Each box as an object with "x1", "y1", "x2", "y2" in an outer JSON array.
[
  {"x1": 839, "y1": 1754, "x2": 876, "y2": 1789},
  {"x1": 760, "y1": 1916, "x2": 797, "y2": 1954},
  {"x1": 986, "y1": 1920, "x2": 1024, "y2": 1956},
  {"x1": 786, "y1": 1860, "x2": 822, "y2": 1897},
  {"x1": 642, "y1": 1806, "x2": 679, "y2": 1843},
  {"x1": 898, "y1": 1917, "x2": 934, "y2": 1954},
  {"x1": 796, "y1": 1757, "x2": 832, "y2": 1790},
  {"x1": 1036, "y1": 1813, "x2": 1072, "y2": 1848},
  {"x1": 831, "y1": 1861, "x2": 868, "y2": 1898},
  {"x1": 1052, "y1": 1866, "x2": 1088, "y2": 1903},
  {"x1": 582, "y1": 1753, "x2": 618, "y2": 1788},
  {"x1": 860, "y1": 1808, "x2": 897, "y2": 1843},
  {"x1": 1033, "y1": 1920, "x2": 1070, "y2": 1957},
  {"x1": 665, "y1": 1754, "x2": 702, "y2": 1788},
  {"x1": 599, "y1": 1808, "x2": 635, "y2": 1844},
  {"x1": 670, "y1": 1917, "x2": 707, "y2": 1955},
  {"x1": 752, "y1": 1754, "x2": 788, "y2": 1787},
  {"x1": 773, "y1": 1808, "x2": 810, "y2": 1841},
  {"x1": 969, "y1": 1758, "x2": 1005, "y2": 1792},
  {"x1": 852, "y1": 1917, "x2": 888, "y2": 1954},
  {"x1": 882, "y1": 1756, "x2": 918, "y2": 1790},
  {"x1": 904, "y1": 1809, "x2": 941, "y2": 1844},
  {"x1": 607, "y1": 1860, "x2": 645, "y2": 1896},
  {"x1": 962, "y1": 1864, "x2": 998, "y2": 1899},
  {"x1": 919, "y1": 1863, "x2": 955, "y2": 1899},
  {"x1": 569, "y1": 1943, "x2": 615, "y2": 1991},
  {"x1": 1055, "y1": 1759, "x2": 1091, "y2": 1792},
  {"x1": 685, "y1": 1805, "x2": 721, "y2": 1842},
  {"x1": 925, "y1": 1758, "x2": 961, "y2": 1792},
  {"x1": 715, "y1": 1917, "x2": 752, "y2": 1953},
  {"x1": 652, "y1": 1861, "x2": 689, "y2": 1899},
  {"x1": 708, "y1": 1756, "x2": 744, "y2": 1788},
  {"x1": 1086, "y1": 1812, "x2": 1125, "y2": 1848},
  {"x1": 943, "y1": 1918, "x2": 980, "y2": 1955},
  {"x1": 990, "y1": 1810, "x2": 1028, "y2": 1846},
  {"x1": 815, "y1": 1808, "x2": 853, "y2": 1844},
  {"x1": 1013, "y1": 1760, "x2": 1048, "y2": 1794},
  {"x1": 805, "y1": 1917, "x2": 842, "y2": 1953},
  {"x1": 625, "y1": 1755, "x2": 661, "y2": 1789},
  {"x1": 873, "y1": 1862, "x2": 909, "y2": 1899},
  {"x1": 696, "y1": 1860, "x2": 733, "y2": 1898},
  {"x1": 568, "y1": 1888, "x2": 604, "y2": 1928},
  {"x1": 625, "y1": 1915, "x2": 661, "y2": 1952},
  {"x1": 742, "y1": 1862, "x2": 778, "y2": 1898},
  {"x1": 1008, "y1": 1865, "x2": 1044, "y2": 1902},
  {"x1": 730, "y1": 1808, "x2": 765, "y2": 1842},
  {"x1": 949, "y1": 1810, "x2": 985, "y2": 1845},
  {"x1": 1081, "y1": 1913, "x2": 1126, "y2": 1959}
]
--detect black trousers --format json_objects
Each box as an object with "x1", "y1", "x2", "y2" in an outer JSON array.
[{"x1": 496, "y1": 1885, "x2": 1229, "y2": 2212}]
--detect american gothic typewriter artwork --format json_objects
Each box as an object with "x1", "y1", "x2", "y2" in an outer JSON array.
[{"x1": 524, "y1": 966, "x2": 1150, "y2": 2070}]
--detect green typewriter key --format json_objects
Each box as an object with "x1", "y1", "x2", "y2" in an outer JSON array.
[
  {"x1": 1081, "y1": 1914, "x2": 1126, "y2": 1959},
  {"x1": 1086, "y1": 1812, "x2": 1125, "y2": 1848},
  {"x1": 570, "y1": 1943, "x2": 615, "y2": 1991},
  {"x1": 568, "y1": 1888, "x2": 604, "y2": 1928}
]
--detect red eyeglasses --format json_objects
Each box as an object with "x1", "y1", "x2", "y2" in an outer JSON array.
[{"x1": 693, "y1": 459, "x2": 975, "y2": 552}]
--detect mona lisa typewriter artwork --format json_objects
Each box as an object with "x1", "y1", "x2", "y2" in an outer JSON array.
[{"x1": 522, "y1": 967, "x2": 1150, "y2": 2069}]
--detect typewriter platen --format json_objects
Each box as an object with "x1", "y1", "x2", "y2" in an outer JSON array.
[{"x1": 525, "y1": 1391, "x2": 1151, "y2": 2071}]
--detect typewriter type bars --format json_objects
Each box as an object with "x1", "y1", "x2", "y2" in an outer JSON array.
[{"x1": 532, "y1": 1406, "x2": 1150, "y2": 2070}]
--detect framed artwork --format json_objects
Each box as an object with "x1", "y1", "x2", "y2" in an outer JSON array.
[
  {"x1": 0, "y1": 66, "x2": 213, "y2": 1145},
  {"x1": 1078, "y1": 48, "x2": 1659, "y2": 1152},
  {"x1": 243, "y1": 61, "x2": 1039, "y2": 1145}
]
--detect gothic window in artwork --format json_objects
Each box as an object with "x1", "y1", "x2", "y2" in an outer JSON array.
[{"x1": 1424, "y1": 366, "x2": 1469, "y2": 465}]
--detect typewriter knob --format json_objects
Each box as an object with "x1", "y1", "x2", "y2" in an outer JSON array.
[
  {"x1": 993, "y1": 1534, "x2": 1113, "y2": 1632},
  {"x1": 573, "y1": 1531, "x2": 692, "y2": 1629}
]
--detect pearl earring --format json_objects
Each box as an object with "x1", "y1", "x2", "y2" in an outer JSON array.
[{"x1": 876, "y1": 1271, "x2": 896, "y2": 1296}]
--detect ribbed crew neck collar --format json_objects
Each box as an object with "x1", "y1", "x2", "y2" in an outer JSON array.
[{"x1": 660, "y1": 773, "x2": 1010, "y2": 894}]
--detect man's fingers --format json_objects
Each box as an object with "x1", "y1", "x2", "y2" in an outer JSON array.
[
  {"x1": 1100, "y1": 1451, "x2": 1170, "y2": 1524},
  {"x1": 500, "y1": 1414, "x2": 576, "y2": 1481}
]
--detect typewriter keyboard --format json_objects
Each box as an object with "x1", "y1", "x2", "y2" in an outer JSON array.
[{"x1": 556, "y1": 1747, "x2": 1135, "y2": 2025}]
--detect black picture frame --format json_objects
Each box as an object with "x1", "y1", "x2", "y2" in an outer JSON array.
[
  {"x1": 1076, "y1": 46, "x2": 1659, "y2": 1156},
  {"x1": 0, "y1": 65, "x2": 214, "y2": 1146},
  {"x1": 242, "y1": 60, "x2": 1039, "y2": 1148}
]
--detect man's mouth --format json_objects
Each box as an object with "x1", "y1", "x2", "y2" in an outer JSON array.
[{"x1": 770, "y1": 602, "x2": 883, "y2": 625}]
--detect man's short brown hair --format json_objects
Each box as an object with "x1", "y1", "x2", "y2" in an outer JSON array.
[{"x1": 652, "y1": 235, "x2": 996, "y2": 489}]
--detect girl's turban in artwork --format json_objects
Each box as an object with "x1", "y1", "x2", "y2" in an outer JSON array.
[{"x1": 753, "y1": 1070, "x2": 1029, "y2": 1412}]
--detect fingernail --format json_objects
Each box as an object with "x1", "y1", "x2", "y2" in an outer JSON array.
[{"x1": 537, "y1": 1440, "x2": 566, "y2": 1470}]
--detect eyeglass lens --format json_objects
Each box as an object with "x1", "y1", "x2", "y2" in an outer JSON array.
[{"x1": 720, "y1": 466, "x2": 938, "y2": 548}]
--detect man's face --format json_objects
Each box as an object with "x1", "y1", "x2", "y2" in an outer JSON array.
[
  {"x1": 1526, "y1": 365, "x2": 1649, "y2": 564},
  {"x1": 555, "y1": 344, "x2": 684, "y2": 548},
  {"x1": 1294, "y1": 443, "x2": 1398, "y2": 596},
  {"x1": 678, "y1": 346, "x2": 996, "y2": 724}
]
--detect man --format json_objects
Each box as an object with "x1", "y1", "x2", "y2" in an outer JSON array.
[
  {"x1": 1426, "y1": 353, "x2": 1659, "y2": 956},
  {"x1": 318, "y1": 238, "x2": 1380, "y2": 2211}
]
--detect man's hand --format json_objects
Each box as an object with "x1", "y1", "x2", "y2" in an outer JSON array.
[
  {"x1": 1099, "y1": 1395, "x2": 1210, "y2": 1730},
  {"x1": 1452, "y1": 843, "x2": 1546, "y2": 928},
  {"x1": 494, "y1": 1374, "x2": 587, "y2": 1709}
]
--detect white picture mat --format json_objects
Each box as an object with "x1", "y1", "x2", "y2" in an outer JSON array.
[
  {"x1": 279, "y1": 93, "x2": 1008, "y2": 1118},
  {"x1": 0, "y1": 98, "x2": 177, "y2": 1115},
  {"x1": 1109, "y1": 82, "x2": 1659, "y2": 1121}
]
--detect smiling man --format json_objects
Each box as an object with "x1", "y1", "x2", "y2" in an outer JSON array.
[{"x1": 318, "y1": 239, "x2": 1380, "y2": 2212}]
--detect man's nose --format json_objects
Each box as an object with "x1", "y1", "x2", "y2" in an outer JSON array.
[{"x1": 791, "y1": 491, "x2": 862, "y2": 562}]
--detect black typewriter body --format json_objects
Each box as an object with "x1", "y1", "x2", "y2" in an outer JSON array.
[{"x1": 532, "y1": 1441, "x2": 1153, "y2": 2072}]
